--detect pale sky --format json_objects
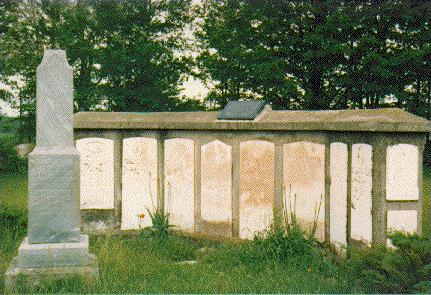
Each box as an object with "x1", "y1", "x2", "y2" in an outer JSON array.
[
  {"x1": 0, "y1": 81, "x2": 19, "y2": 116},
  {"x1": 0, "y1": 77, "x2": 209, "y2": 117},
  {"x1": 180, "y1": 76, "x2": 210, "y2": 100},
  {"x1": 0, "y1": 99, "x2": 19, "y2": 116}
]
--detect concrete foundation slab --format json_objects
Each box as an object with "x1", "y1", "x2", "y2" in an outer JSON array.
[
  {"x1": 17, "y1": 235, "x2": 92, "y2": 268},
  {"x1": 4, "y1": 254, "x2": 98, "y2": 293}
]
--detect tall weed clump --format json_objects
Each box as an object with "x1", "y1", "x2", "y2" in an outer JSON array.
[
  {"x1": 141, "y1": 173, "x2": 174, "y2": 240},
  {"x1": 252, "y1": 194, "x2": 320, "y2": 262},
  {"x1": 344, "y1": 232, "x2": 431, "y2": 293},
  {"x1": 146, "y1": 208, "x2": 173, "y2": 240},
  {"x1": 242, "y1": 188, "x2": 333, "y2": 273}
]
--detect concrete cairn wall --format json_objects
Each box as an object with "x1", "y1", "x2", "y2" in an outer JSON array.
[
  {"x1": 5, "y1": 49, "x2": 98, "y2": 292},
  {"x1": 75, "y1": 128, "x2": 426, "y2": 249}
]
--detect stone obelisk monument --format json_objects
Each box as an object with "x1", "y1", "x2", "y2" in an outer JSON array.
[{"x1": 5, "y1": 49, "x2": 98, "y2": 291}]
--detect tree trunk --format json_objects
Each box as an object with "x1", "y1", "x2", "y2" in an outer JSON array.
[
  {"x1": 413, "y1": 79, "x2": 421, "y2": 115},
  {"x1": 305, "y1": 69, "x2": 327, "y2": 109},
  {"x1": 19, "y1": 94, "x2": 23, "y2": 142},
  {"x1": 428, "y1": 78, "x2": 431, "y2": 120}
]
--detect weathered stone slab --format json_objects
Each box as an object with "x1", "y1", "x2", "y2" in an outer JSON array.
[
  {"x1": 28, "y1": 146, "x2": 80, "y2": 243},
  {"x1": 165, "y1": 138, "x2": 195, "y2": 232},
  {"x1": 283, "y1": 142, "x2": 325, "y2": 241},
  {"x1": 76, "y1": 137, "x2": 115, "y2": 210},
  {"x1": 17, "y1": 235, "x2": 91, "y2": 268},
  {"x1": 74, "y1": 108, "x2": 431, "y2": 133},
  {"x1": 121, "y1": 137, "x2": 157, "y2": 230},
  {"x1": 351, "y1": 144, "x2": 373, "y2": 245},
  {"x1": 386, "y1": 144, "x2": 419, "y2": 200},
  {"x1": 81, "y1": 209, "x2": 115, "y2": 233},
  {"x1": 4, "y1": 253, "x2": 98, "y2": 293},
  {"x1": 239, "y1": 140, "x2": 274, "y2": 239},
  {"x1": 36, "y1": 50, "x2": 74, "y2": 147},
  {"x1": 201, "y1": 140, "x2": 232, "y2": 229},
  {"x1": 329, "y1": 142, "x2": 348, "y2": 249}
]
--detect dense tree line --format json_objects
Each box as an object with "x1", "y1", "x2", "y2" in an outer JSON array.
[
  {"x1": 198, "y1": 0, "x2": 431, "y2": 114},
  {"x1": 1, "y1": 0, "x2": 431, "y2": 142},
  {"x1": 0, "y1": 0, "x2": 198, "y2": 141}
]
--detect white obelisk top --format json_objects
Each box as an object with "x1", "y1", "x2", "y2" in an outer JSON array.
[{"x1": 36, "y1": 49, "x2": 74, "y2": 147}]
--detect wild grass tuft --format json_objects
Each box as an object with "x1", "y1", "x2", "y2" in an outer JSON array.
[
  {"x1": 343, "y1": 232, "x2": 431, "y2": 293},
  {"x1": 251, "y1": 188, "x2": 322, "y2": 259},
  {"x1": 141, "y1": 173, "x2": 174, "y2": 240},
  {"x1": 145, "y1": 208, "x2": 174, "y2": 240}
]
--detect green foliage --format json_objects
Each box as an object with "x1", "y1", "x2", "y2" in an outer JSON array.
[
  {"x1": 0, "y1": 204, "x2": 27, "y2": 229},
  {"x1": 0, "y1": 202, "x2": 27, "y2": 292},
  {"x1": 424, "y1": 166, "x2": 431, "y2": 238},
  {"x1": 140, "y1": 175, "x2": 175, "y2": 240},
  {"x1": 2, "y1": 0, "x2": 431, "y2": 129},
  {"x1": 202, "y1": 190, "x2": 332, "y2": 278},
  {"x1": 248, "y1": 224, "x2": 326, "y2": 270},
  {"x1": 2, "y1": 0, "x2": 431, "y2": 120},
  {"x1": 344, "y1": 232, "x2": 431, "y2": 294},
  {"x1": 197, "y1": 0, "x2": 431, "y2": 115},
  {"x1": 145, "y1": 208, "x2": 174, "y2": 240},
  {"x1": 0, "y1": 116, "x2": 19, "y2": 134},
  {"x1": 0, "y1": 133, "x2": 27, "y2": 173},
  {"x1": 0, "y1": 0, "x2": 195, "y2": 141},
  {"x1": 242, "y1": 192, "x2": 331, "y2": 274}
]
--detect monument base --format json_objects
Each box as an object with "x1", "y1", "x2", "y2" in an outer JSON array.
[
  {"x1": 4, "y1": 235, "x2": 99, "y2": 293},
  {"x1": 17, "y1": 235, "x2": 92, "y2": 268}
]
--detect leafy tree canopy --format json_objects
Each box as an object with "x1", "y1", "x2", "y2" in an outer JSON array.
[
  {"x1": 1, "y1": 0, "x2": 431, "y2": 143},
  {"x1": 0, "y1": 0, "x2": 199, "y2": 142},
  {"x1": 197, "y1": 0, "x2": 431, "y2": 115}
]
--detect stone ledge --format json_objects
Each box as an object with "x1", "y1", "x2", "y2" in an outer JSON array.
[
  {"x1": 17, "y1": 235, "x2": 91, "y2": 268},
  {"x1": 4, "y1": 254, "x2": 99, "y2": 293},
  {"x1": 74, "y1": 108, "x2": 431, "y2": 133},
  {"x1": 29, "y1": 146, "x2": 79, "y2": 155}
]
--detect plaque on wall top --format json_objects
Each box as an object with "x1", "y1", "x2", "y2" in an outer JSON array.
[{"x1": 218, "y1": 100, "x2": 267, "y2": 120}]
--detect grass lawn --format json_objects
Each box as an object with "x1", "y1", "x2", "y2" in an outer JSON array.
[
  {"x1": 0, "y1": 172, "x2": 28, "y2": 212},
  {"x1": 1, "y1": 169, "x2": 430, "y2": 293}
]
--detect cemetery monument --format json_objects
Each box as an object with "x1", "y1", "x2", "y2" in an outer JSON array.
[{"x1": 5, "y1": 49, "x2": 98, "y2": 291}]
